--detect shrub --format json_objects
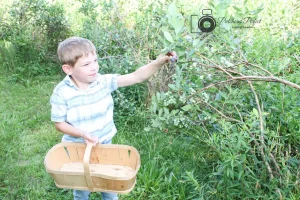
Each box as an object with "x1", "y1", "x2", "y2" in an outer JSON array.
[{"x1": 0, "y1": 0, "x2": 71, "y2": 79}]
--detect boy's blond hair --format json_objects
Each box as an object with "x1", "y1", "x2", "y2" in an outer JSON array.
[{"x1": 57, "y1": 37, "x2": 96, "y2": 67}]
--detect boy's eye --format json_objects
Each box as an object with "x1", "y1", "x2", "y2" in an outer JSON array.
[{"x1": 82, "y1": 58, "x2": 98, "y2": 67}]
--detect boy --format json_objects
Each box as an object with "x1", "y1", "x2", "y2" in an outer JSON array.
[{"x1": 50, "y1": 36, "x2": 176, "y2": 200}]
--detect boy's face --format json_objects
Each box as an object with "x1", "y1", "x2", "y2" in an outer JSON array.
[{"x1": 64, "y1": 53, "x2": 99, "y2": 89}]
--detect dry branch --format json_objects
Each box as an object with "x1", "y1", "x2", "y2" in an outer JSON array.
[
  {"x1": 243, "y1": 62, "x2": 274, "y2": 76},
  {"x1": 193, "y1": 76, "x2": 300, "y2": 94},
  {"x1": 195, "y1": 99, "x2": 242, "y2": 123}
]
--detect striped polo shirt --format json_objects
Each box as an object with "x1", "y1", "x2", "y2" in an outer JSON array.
[{"x1": 50, "y1": 73, "x2": 119, "y2": 143}]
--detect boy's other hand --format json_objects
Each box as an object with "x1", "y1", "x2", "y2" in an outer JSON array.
[
  {"x1": 156, "y1": 51, "x2": 178, "y2": 66},
  {"x1": 82, "y1": 132, "x2": 98, "y2": 146}
]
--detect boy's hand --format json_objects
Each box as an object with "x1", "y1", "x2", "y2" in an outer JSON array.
[
  {"x1": 166, "y1": 51, "x2": 178, "y2": 63},
  {"x1": 82, "y1": 132, "x2": 98, "y2": 146},
  {"x1": 156, "y1": 51, "x2": 178, "y2": 66}
]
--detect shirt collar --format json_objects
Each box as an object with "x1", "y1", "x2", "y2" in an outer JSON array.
[
  {"x1": 63, "y1": 75, "x2": 75, "y2": 87},
  {"x1": 63, "y1": 74, "x2": 101, "y2": 89}
]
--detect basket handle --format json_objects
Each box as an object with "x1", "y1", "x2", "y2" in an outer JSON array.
[{"x1": 83, "y1": 143, "x2": 94, "y2": 191}]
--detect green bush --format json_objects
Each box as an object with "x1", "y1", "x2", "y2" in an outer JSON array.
[
  {"x1": 0, "y1": 0, "x2": 71, "y2": 79},
  {"x1": 145, "y1": 0, "x2": 300, "y2": 199}
]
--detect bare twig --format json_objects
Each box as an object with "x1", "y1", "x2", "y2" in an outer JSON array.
[
  {"x1": 276, "y1": 188, "x2": 283, "y2": 200},
  {"x1": 248, "y1": 82, "x2": 264, "y2": 135},
  {"x1": 197, "y1": 54, "x2": 234, "y2": 78},
  {"x1": 229, "y1": 62, "x2": 246, "y2": 68},
  {"x1": 269, "y1": 153, "x2": 281, "y2": 174},
  {"x1": 233, "y1": 76, "x2": 300, "y2": 90},
  {"x1": 249, "y1": 132, "x2": 274, "y2": 180},
  {"x1": 192, "y1": 76, "x2": 300, "y2": 94},
  {"x1": 243, "y1": 65, "x2": 266, "y2": 76},
  {"x1": 244, "y1": 62, "x2": 274, "y2": 76},
  {"x1": 233, "y1": 104, "x2": 244, "y2": 122},
  {"x1": 196, "y1": 99, "x2": 242, "y2": 123},
  {"x1": 248, "y1": 81, "x2": 274, "y2": 179},
  {"x1": 294, "y1": 54, "x2": 300, "y2": 63}
]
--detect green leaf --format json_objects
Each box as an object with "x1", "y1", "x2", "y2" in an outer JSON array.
[
  {"x1": 175, "y1": 65, "x2": 181, "y2": 88},
  {"x1": 167, "y1": 2, "x2": 178, "y2": 16},
  {"x1": 252, "y1": 108, "x2": 259, "y2": 118},
  {"x1": 193, "y1": 38, "x2": 200, "y2": 47},
  {"x1": 169, "y1": 16, "x2": 184, "y2": 35},
  {"x1": 163, "y1": 107, "x2": 170, "y2": 115},
  {"x1": 163, "y1": 31, "x2": 174, "y2": 43},
  {"x1": 159, "y1": 117, "x2": 165, "y2": 120},
  {"x1": 221, "y1": 23, "x2": 231, "y2": 31},
  {"x1": 144, "y1": 127, "x2": 151, "y2": 132},
  {"x1": 238, "y1": 170, "x2": 243, "y2": 180},
  {"x1": 166, "y1": 2, "x2": 184, "y2": 35},
  {"x1": 171, "y1": 109, "x2": 180, "y2": 115},
  {"x1": 215, "y1": 3, "x2": 227, "y2": 17},
  {"x1": 187, "y1": 49, "x2": 195, "y2": 58},
  {"x1": 225, "y1": 100, "x2": 238, "y2": 104},
  {"x1": 159, "y1": 108, "x2": 163, "y2": 117},
  {"x1": 174, "y1": 18, "x2": 184, "y2": 35},
  {"x1": 151, "y1": 119, "x2": 162, "y2": 128},
  {"x1": 156, "y1": 92, "x2": 161, "y2": 100},
  {"x1": 282, "y1": 57, "x2": 291, "y2": 68},
  {"x1": 168, "y1": 84, "x2": 177, "y2": 91},
  {"x1": 215, "y1": 93, "x2": 222, "y2": 101},
  {"x1": 182, "y1": 104, "x2": 193, "y2": 111}
]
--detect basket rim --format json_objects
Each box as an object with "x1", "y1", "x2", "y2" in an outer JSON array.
[
  {"x1": 44, "y1": 142, "x2": 141, "y2": 180},
  {"x1": 54, "y1": 179, "x2": 137, "y2": 194}
]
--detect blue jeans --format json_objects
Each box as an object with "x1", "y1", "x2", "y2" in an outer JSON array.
[
  {"x1": 65, "y1": 139, "x2": 118, "y2": 200},
  {"x1": 73, "y1": 190, "x2": 118, "y2": 200}
]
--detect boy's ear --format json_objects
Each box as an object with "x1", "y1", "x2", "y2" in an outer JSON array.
[{"x1": 62, "y1": 64, "x2": 73, "y2": 75}]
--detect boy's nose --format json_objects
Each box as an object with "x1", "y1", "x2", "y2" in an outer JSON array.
[{"x1": 91, "y1": 63, "x2": 99, "y2": 71}]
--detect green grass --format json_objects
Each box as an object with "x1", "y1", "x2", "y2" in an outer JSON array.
[{"x1": 0, "y1": 75, "x2": 215, "y2": 200}]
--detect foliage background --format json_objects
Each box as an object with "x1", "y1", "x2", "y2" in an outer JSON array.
[{"x1": 0, "y1": 0, "x2": 299, "y2": 199}]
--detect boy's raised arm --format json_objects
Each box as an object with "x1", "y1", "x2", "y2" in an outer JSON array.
[{"x1": 117, "y1": 52, "x2": 177, "y2": 87}]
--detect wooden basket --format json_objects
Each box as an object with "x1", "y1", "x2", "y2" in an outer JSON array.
[{"x1": 44, "y1": 142, "x2": 140, "y2": 194}]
